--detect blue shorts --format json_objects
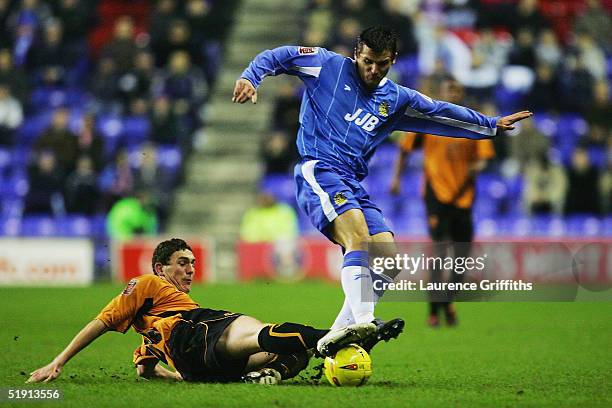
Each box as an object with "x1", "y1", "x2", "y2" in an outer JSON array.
[{"x1": 294, "y1": 159, "x2": 392, "y2": 241}]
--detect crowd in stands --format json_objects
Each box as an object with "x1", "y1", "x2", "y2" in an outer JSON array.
[
  {"x1": 0, "y1": 0, "x2": 238, "y2": 273},
  {"x1": 259, "y1": 0, "x2": 612, "y2": 237}
]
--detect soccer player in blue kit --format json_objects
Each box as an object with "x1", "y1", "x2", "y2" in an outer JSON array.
[{"x1": 233, "y1": 26, "x2": 532, "y2": 352}]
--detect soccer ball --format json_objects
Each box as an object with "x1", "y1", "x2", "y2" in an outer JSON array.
[{"x1": 323, "y1": 344, "x2": 372, "y2": 387}]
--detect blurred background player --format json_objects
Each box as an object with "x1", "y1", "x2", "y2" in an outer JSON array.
[
  {"x1": 390, "y1": 77, "x2": 495, "y2": 327},
  {"x1": 233, "y1": 25, "x2": 530, "y2": 339}
]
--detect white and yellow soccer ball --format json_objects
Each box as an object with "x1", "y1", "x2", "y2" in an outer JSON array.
[{"x1": 324, "y1": 344, "x2": 372, "y2": 387}]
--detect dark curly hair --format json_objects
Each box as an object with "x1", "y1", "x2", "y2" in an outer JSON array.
[
  {"x1": 151, "y1": 238, "x2": 193, "y2": 274},
  {"x1": 356, "y1": 26, "x2": 398, "y2": 56}
]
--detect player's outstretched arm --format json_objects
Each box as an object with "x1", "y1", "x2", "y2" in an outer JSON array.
[
  {"x1": 27, "y1": 319, "x2": 108, "y2": 383},
  {"x1": 496, "y1": 111, "x2": 533, "y2": 132},
  {"x1": 232, "y1": 78, "x2": 257, "y2": 104}
]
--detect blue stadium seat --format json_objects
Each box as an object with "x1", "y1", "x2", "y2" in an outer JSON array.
[
  {"x1": 65, "y1": 88, "x2": 91, "y2": 109},
  {"x1": 473, "y1": 197, "x2": 497, "y2": 218},
  {"x1": 529, "y1": 215, "x2": 554, "y2": 235},
  {"x1": 96, "y1": 115, "x2": 123, "y2": 157},
  {"x1": 532, "y1": 112, "x2": 558, "y2": 138},
  {"x1": 588, "y1": 146, "x2": 607, "y2": 169},
  {"x1": 1, "y1": 198, "x2": 23, "y2": 218},
  {"x1": 20, "y1": 216, "x2": 58, "y2": 236},
  {"x1": 0, "y1": 148, "x2": 10, "y2": 178},
  {"x1": 16, "y1": 112, "x2": 53, "y2": 144},
  {"x1": 565, "y1": 216, "x2": 602, "y2": 237},
  {"x1": 94, "y1": 244, "x2": 110, "y2": 270},
  {"x1": 60, "y1": 215, "x2": 93, "y2": 237},
  {"x1": 403, "y1": 215, "x2": 428, "y2": 236},
  {"x1": 369, "y1": 143, "x2": 397, "y2": 171},
  {"x1": 556, "y1": 114, "x2": 587, "y2": 165},
  {"x1": 494, "y1": 85, "x2": 525, "y2": 113},
  {"x1": 10, "y1": 147, "x2": 30, "y2": 170},
  {"x1": 158, "y1": 145, "x2": 182, "y2": 171},
  {"x1": 603, "y1": 217, "x2": 612, "y2": 237},
  {"x1": 2, "y1": 171, "x2": 28, "y2": 199},
  {"x1": 393, "y1": 54, "x2": 420, "y2": 88},
  {"x1": 121, "y1": 116, "x2": 151, "y2": 147},
  {"x1": 260, "y1": 173, "x2": 295, "y2": 204},
  {"x1": 363, "y1": 173, "x2": 392, "y2": 196},
  {"x1": 30, "y1": 87, "x2": 67, "y2": 112},
  {"x1": 475, "y1": 218, "x2": 498, "y2": 237},
  {"x1": 91, "y1": 215, "x2": 108, "y2": 239},
  {"x1": 0, "y1": 216, "x2": 20, "y2": 236}
]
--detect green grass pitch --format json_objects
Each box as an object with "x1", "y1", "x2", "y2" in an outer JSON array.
[{"x1": 1, "y1": 282, "x2": 611, "y2": 407}]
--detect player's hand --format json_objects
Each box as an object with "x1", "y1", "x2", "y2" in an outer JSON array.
[
  {"x1": 496, "y1": 111, "x2": 533, "y2": 132},
  {"x1": 232, "y1": 78, "x2": 257, "y2": 104},
  {"x1": 26, "y1": 361, "x2": 63, "y2": 383},
  {"x1": 390, "y1": 178, "x2": 401, "y2": 196}
]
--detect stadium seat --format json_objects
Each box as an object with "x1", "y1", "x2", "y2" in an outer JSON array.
[
  {"x1": 90, "y1": 215, "x2": 108, "y2": 239},
  {"x1": 494, "y1": 84, "x2": 526, "y2": 113},
  {"x1": 29, "y1": 87, "x2": 67, "y2": 112},
  {"x1": 393, "y1": 54, "x2": 420, "y2": 88},
  {"x1": 556, "y1": 113, "x2": 587, "y2": 165},
  {"x1": 587, "y1": 147, "x2": 607, "y2": 169},
  {"x1": 158, "y1": 145, "x2": 182, "y2": 171},
  {"x1": 369, "y1": 143, "x2": 397, "y2": 171},
  {"x1": 96, "y1": 115, "x2": 123, "y2": 157},
  {"x1": 401, "y1": 200, "x2": 426, "y2": 218},
  {"x1": 403, "y1": 215, "x2": 428, "y2": 236},
  {"x1": 565, "y1": 216, "x2": 601, "y2": 237},
  {"x1": 94, "y1": 243, "x2": 110, "y2": 271},
  {"x1": 473, "y1": 197, "x2": 497, "y2": 218},
  {"x1": 0, "y1": 148, "x2": 10, "y2": 177},
  {"x1": 16, "y1": 112, "x2": 53, "y2": 144},
  {"x1": 603, "y1": 217, "x2": 612, "y2": 237},
  {"x1": 60, "y1": 216, "x2": 93, "y2": 237},
  {"x1": 0, "y1": 216, "x2": 20, "y2": 236},
  {"x1": 20, "y1": 216, "x2": 58, "y2": 236},
  {"x1": 532, "y1": 112, "x2": 558, "y2": 137},
  {"x1": 2, "y1": 171, "x2": 29, "y2": 199},
  {"x1": 121, "y1": 116, "x2": 151, "y2": 147},
  {"x1": 261, "y1": 174, "x2": 295, "y2": 204},
  {"x1": 65, "y1": 88, "x2": 92, "y2": 109},
  {"x1": 475, "y1": 218, "x2": 498, "y2": 237}
]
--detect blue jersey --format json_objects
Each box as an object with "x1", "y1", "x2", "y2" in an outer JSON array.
[{"x1": 240, "y1": 46, "x2": 499, "y2": 181}]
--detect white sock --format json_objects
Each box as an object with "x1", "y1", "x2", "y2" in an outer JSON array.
[
  {"x1": 339, "y1": 251, "x2": 375, "y2": 324},
  {"x1": 331, "y1": 298, "x2": 355, "y2": 330}
]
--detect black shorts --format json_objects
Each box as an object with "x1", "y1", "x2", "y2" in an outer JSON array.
[
  {"x1": 168, "y1": 308, "x2": 247, "y2": 382},
  {"x1": 425, "y1": 183, "x2": 473, "y2": 243}
]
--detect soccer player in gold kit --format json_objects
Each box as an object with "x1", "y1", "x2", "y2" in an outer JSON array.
[{"x1": 28, "y1": 238, "x2": 376, "y2": 384}]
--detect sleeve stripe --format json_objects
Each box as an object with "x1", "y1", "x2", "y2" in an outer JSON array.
[
  {"x1": 291, "y1": 66, "x2": 322, "y2": 77},
  {"x1": 403, "y1": 107, "x2": 497, "y2": 137}
]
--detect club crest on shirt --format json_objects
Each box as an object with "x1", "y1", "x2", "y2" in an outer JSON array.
[
  {"x1": 298, "y1": 46, "x2": 317, "y2": 55},
  {"x1": 334, "y1": 192, "x2": 348, "y2": 206},
  {"x1": 378, "y1": 101, "x2": 390, "y2": 117},
  {"x1": 122, "y1": 278, "x2": 138, "y2": 295}
]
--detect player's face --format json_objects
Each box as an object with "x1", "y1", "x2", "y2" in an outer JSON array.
[
  {"x1": 158, "y1": 249, "x2": 196, "y2": 293},
  {"x1": 354, "y1": 45, "x2": 396, "y2": 91}
]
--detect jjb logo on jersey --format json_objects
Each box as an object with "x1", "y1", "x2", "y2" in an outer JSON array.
[
  {"x1": 345, "y1": 102, "x2": 390, "y2": 131},
  {"x1": 344, "y1": 108, "x2": 380, "y2": 131}
]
